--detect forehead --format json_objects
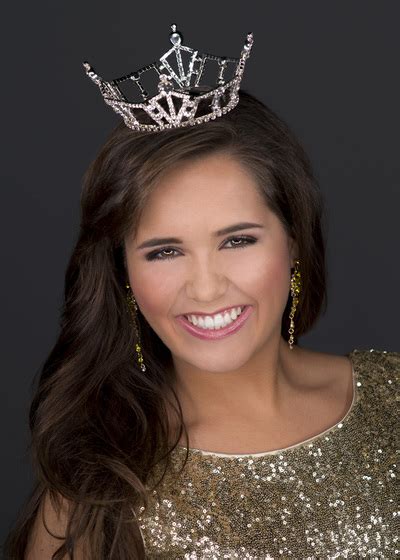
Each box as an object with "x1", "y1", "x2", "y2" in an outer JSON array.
[{"x1": 137, "y1": 152, "x2": 269, "y2": 228}]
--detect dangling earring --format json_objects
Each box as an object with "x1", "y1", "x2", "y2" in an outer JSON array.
[
  {"x1": 288, "y1": 259, "x2": 301, "y2": 350},
  {"x1": 125, "y1": 283, "x2": 146, "y2": 372}
]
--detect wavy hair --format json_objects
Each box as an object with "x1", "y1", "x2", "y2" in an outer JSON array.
[{"x1": 4, "y1": 90, "x2": 327, "y2": 559}]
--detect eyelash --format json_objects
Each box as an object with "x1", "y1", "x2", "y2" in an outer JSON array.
[{"x1": 145, "y1": 235, "x2": 258, "y2": 262}]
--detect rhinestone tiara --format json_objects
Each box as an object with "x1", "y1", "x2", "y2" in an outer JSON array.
[{"x1": 83, "y1": 24, "x2": 254, "y2": 132}]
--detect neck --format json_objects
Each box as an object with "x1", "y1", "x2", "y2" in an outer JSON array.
[{"x1": 169, "y1": 335, "x2": 299, "y2": 430}]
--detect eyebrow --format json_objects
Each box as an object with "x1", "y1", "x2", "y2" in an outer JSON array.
[{"x1": 136, "y1": 222, "x2": 264, "y2": 250}]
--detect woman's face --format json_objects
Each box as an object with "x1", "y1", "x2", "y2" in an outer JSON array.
[{"x1": 124, "y1": 152, "x2": 297, "y2": 373}]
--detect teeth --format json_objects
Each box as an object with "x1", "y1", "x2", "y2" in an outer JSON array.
[{"x1": 186, "y1": 306, "x2": 245, "y2": 330}]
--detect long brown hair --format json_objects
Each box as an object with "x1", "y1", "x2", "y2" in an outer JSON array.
[{"x1": 4, "y1": 90, "x2": 327, "y2": 559}]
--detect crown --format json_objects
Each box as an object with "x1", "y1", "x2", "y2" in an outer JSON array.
[{"x1": 83, "y1": 24, "x2": 254, "y2": 132}]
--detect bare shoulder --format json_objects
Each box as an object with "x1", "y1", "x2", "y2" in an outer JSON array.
[{"x1": 25, "y1": 491, "x2": 87, "y2": 560}]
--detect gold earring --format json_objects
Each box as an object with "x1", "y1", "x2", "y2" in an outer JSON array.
[
  {"x1": 288, "y1": 259, "x2": 301, "y2": 350},
  {"x1": 125, "y1": 284, "x2": 146, "y2": 372}
]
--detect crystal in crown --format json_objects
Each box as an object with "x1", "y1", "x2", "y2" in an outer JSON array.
[{"x1": 83, "y1": 24, "x2": 254, "y2": 132}]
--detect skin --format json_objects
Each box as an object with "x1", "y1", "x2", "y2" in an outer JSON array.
[{"x1": 124, "y1": 152, "x2": 354, "y2": 454}]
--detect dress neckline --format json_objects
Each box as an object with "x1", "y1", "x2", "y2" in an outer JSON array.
[{"x1": 175, "y1": 350, "x2": 360, "y2": 458}]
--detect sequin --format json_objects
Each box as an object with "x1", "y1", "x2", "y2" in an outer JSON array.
[{"x1": 137, "y1": 349, "x2": 399, "y2": 558}]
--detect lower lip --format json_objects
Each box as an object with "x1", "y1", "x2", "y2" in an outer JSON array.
[{"x1": 176, "y1": 306, "x2": 253, "y2": 340}]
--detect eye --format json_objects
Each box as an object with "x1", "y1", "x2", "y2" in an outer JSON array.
[
  {"x1": 224, "y1": 235, "x2": 257, "y2": 249},
  {"x1": 145, "y1": 235, "x2": 257, "y2": 261}
]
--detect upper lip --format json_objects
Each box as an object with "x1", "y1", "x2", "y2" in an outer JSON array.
[{"x1": 180, "y1": 305, "x2": 247, "y2": 317}]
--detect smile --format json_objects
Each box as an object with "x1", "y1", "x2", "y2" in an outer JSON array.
[
  {"x1": 185, "y1": 306, "x2": 246, "y2": 329},
  {"x1": 176, "y1": 305, "x2": 253, "y2": 340}
]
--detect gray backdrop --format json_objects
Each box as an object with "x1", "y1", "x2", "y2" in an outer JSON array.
[{"x1": 1, "y1": 0, "x2": 399, "y2": 550}]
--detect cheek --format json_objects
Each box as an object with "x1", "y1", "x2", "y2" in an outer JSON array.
[
  {"x1": 127, "y1": 264, "x2": 178, "y2": 318},
  {"x1": 246, "y1": 253, "x2": 291, "y2": 309}
]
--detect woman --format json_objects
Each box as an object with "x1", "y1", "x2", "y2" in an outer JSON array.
[{"x1": 5, "y1": 35, "x2": 398, "y2": 560}]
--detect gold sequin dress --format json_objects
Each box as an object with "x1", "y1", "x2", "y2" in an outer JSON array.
[{"x1": 137, "y1": 349, "x2": 399, "y2": 559}]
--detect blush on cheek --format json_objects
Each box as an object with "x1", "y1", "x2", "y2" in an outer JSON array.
[
  {"x1": 252, "y1": 257, "x2": 291, "y2": 309},
  {"x1": 128, "y1": 278, "x2": 173, "y2": 323},
  {"x1": 271, "y1": 258, "x2": 291, "y2": 289}
]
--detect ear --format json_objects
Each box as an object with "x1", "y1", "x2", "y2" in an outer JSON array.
[
  {"x1": 121, "y1": 244, "x2": 131, "y2": 285},
  {"x1": 288, "y1": 237, "x2": 299, "y2": 268}
]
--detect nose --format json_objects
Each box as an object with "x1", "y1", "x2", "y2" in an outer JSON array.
[{"x1": 185, "y1": 255, "x2": 228, "y2": 303}]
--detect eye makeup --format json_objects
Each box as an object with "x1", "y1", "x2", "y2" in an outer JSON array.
[{"x1": 145, "y1": 235, "x2": 258, "y2": 262}]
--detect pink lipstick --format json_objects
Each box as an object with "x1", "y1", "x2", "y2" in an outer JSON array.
[{"x1": 176, "y1": 305, "x2": 253, "y2": 340}]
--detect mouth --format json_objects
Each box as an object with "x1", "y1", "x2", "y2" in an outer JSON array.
[
  {"x1": 176, "y1": 305, "x2": 252, "y2": 340},
  {"x1": 180, "y1": 304, "x2": 247, "y2": 320}
]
